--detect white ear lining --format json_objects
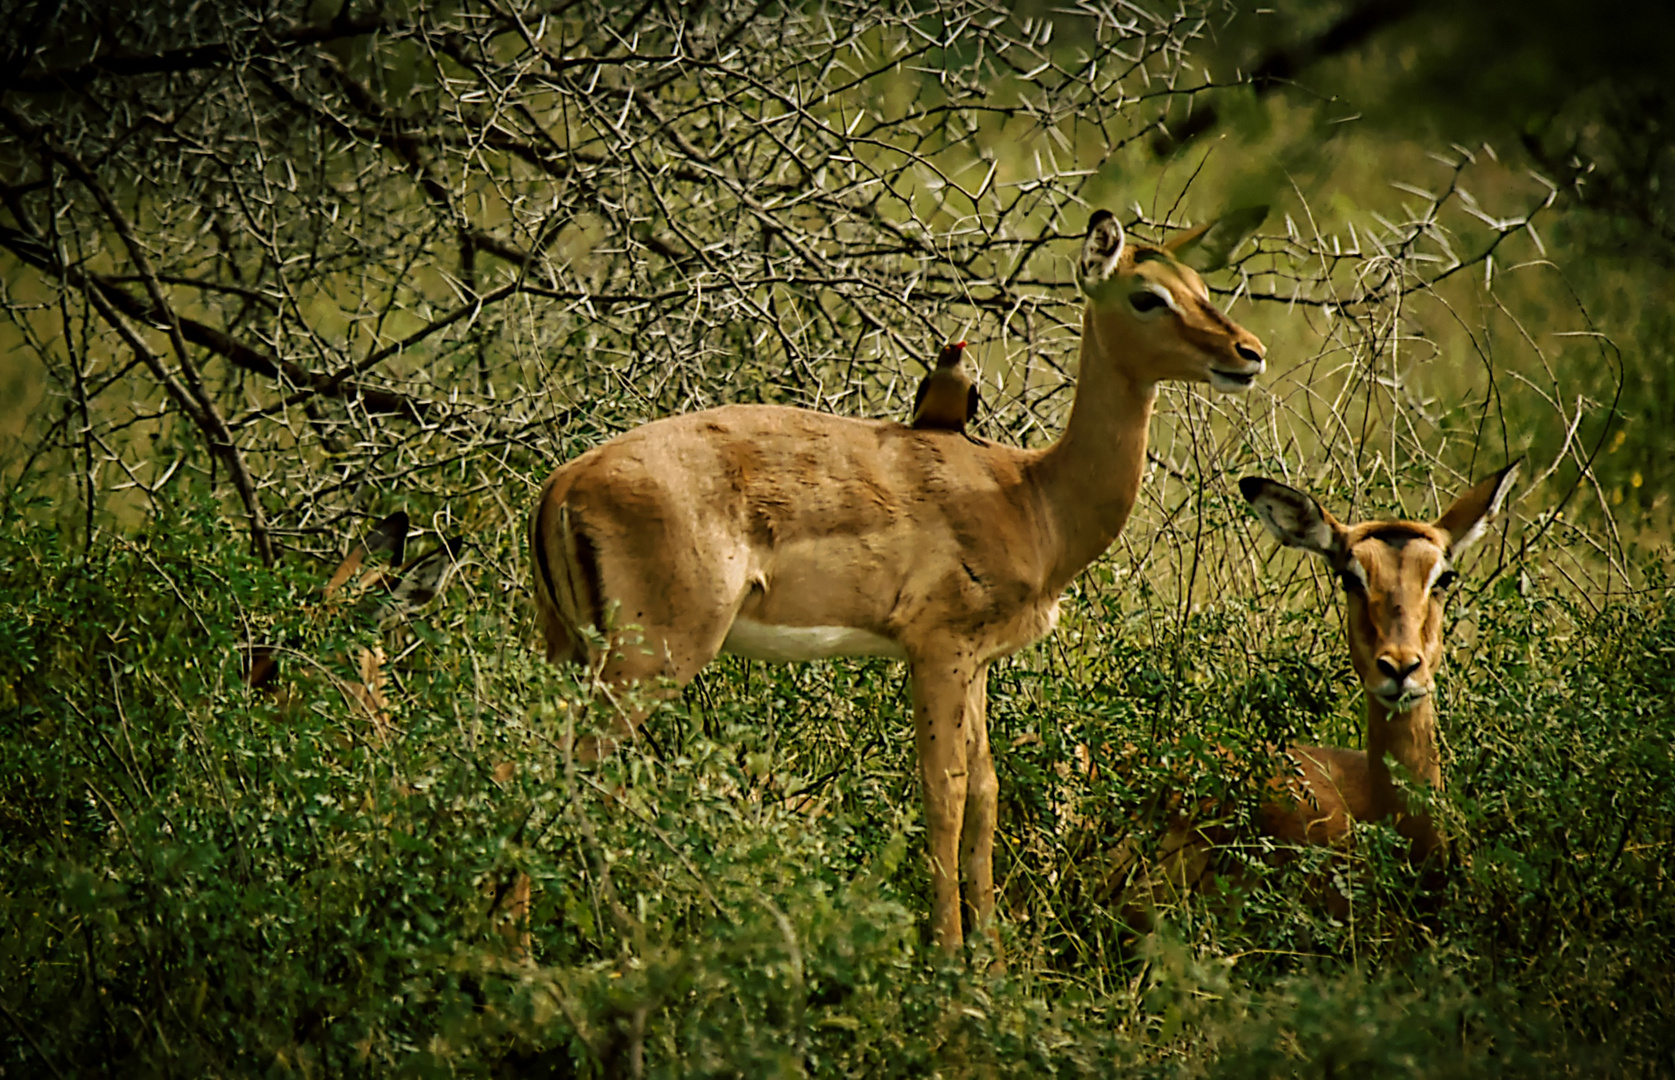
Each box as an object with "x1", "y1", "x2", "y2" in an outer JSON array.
[
  {"x1": 1240, "y1": 477, "x2": 1336, "y2": 556},
  {"x1": 1421, "y1": 555, "x2": 1449, "y2": 593},
  {"x1": 1447, "y1": 464, "x2": 1520, "y2": 556},
  {"x1": 1079, "y1": 212, "x2": 1126, "y2": 289},
  {"x1": 1449, "y1": 517, "x2": 1491, "y2": 557},
  {"x1": 1253, "y1": 495, "x2": 1336, "y2": 556}
]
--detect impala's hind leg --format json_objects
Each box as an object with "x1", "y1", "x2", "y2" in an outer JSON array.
[
  {"x1": 572, "y1": 624, "x2": 682, "y2": 762},
  {"x1": 574, "y1": 588, "x2": 743, "y2": 763}
]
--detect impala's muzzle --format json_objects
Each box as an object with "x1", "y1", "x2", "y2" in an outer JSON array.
[
  {"x1": 1209, "y1": 366, "x2": 1260, "y2": 392},
  {"x1": 1209, "y1": 342, "x2": 1265, "y2": 393},
  {"x1": 1371, "y1": 653, "x2": 1429, "y2": 711},
  {"x1": 1373, "y1": 682, "x2": 1428, "y2": 712}
]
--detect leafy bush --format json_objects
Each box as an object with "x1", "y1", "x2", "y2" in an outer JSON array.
[{"x1": 3, "y1": 487, "x2": 1673, "y2": 1076}]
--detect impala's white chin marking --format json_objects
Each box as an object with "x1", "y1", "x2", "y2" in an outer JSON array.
[
  {"x1": 1209, "y1": 368, "x2": 1260, "y2": 393},
  {"x1": 722, "y1": 618, "x2": 907, "y2": 662},
  {"x1": 1375, "y1": 685, "x2": 1431, "y2": 712}
]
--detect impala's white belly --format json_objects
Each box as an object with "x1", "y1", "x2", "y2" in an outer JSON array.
[{"x1": 721, "y1": 617, "x2": 908, "y2": 662}]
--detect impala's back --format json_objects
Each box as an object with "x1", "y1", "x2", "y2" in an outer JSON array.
[{"x1": 530, "y1": 403, "x2": 1060, "y2": 677}]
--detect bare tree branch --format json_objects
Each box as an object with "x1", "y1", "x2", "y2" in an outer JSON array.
[
  {"x1": 3, "y1": 11, "x2": 397, "y2": 93},
  {"x1": 0, "y1": 0, "x2": 1618, "y2": 596}
]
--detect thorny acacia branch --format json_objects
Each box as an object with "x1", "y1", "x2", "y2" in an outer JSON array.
[{"x1": 0, "y1": 0, "x2": 1619, "y2": 599}]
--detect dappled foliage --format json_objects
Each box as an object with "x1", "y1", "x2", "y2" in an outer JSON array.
[{"x1": 2, "y1": 485, "x2": 1672, "y2": 1074}]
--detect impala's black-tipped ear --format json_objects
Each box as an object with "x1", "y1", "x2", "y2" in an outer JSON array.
[
  {"x1": 323, "y1": 510, "x2": 411, "y2": 599},
  {"x1": 1239, "y1": 476, "x2": 1343, "y2": 559},
  {"x1": 378, "y1": 535, "x2": 468, "y2": 626},
  {"x1": 365, "y1": 510, "x2": 410, "y2": 565},
  {"x1": 1434, "y1": 460, "x2": 1520, "y2": 557},
  {"x1": 1079, "y1": 209, "x2": 1126, "y2": 293}
]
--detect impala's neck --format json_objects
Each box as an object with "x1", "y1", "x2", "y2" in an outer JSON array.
[
  {"x1": 1034, "y1": 310, "x2": 1157, "y2": 593},
  {"x1": 1365, "y1": 694, "x2": 1444, "y2": 856}
]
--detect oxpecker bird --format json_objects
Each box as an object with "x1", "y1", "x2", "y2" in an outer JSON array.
[{"x1": 910, "y1": 340, "x2": 979, "y2": 435}]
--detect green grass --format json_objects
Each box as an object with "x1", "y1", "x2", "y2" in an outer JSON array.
[{"x1": 1, "y1": 488, "x2": 1671, "y2": 1076}]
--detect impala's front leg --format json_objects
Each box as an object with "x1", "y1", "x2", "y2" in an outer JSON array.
[
  {"x1": 958, "y1": 667, "x2": 999, "y2": 951},
  {"x1": 911, "y1": 655, "x2": 978, "y2": 951}
]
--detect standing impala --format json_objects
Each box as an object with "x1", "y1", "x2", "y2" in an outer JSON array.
[{"x1": 529, "y1": 209, "x2": 1267, "y2": 950}]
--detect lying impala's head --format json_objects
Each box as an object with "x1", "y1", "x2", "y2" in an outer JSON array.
[
  {"x1": 1078, "y1": 210, "x2": 1266, "y2": 392},
  {"x1": 1240, "y1": 464, "x2": 1520, "y2": 712}
]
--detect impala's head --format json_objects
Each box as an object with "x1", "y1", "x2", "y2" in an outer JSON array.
[
  {"x1": 1078, "y1": 209, "x2": 1266, "y2": 392},
  {"x1": 1239, "y1": 464, "x2": 1520, "y2": 712}
]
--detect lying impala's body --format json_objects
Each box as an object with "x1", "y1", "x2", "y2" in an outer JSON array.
[
  {"x1": 1103, "y1": 465, "x2": 1520, "y2": 920},
  {"x1": 1244, "y1": 465, "x2": 1519, "y2": 862},
  {"x1": 530, "y1": 209, "x2": 1267, "y2": 950}
]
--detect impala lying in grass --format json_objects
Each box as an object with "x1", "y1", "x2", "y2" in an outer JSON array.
[{"x1": 1098, "y1": 464, "x2": 1520, "y2": 920}]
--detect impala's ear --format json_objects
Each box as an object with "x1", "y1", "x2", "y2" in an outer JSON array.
[
  {"x1": 1238, "y1": 476, "x2": 1344, "y2": 559},
  {"x1": 1166, "y1": 205, "x2": 1268, "y2": 273},
  {"x1": 366, "y1": 510, "x2": 410, "y2": 565},
  {"x1": 1079, "y1": 209, "x2": 1126, "y2": 293},
  {"x1": 1434, "y1": 461, "x2": 1520, "y2": 557},
  {"x1": 378, "y1": 535, "x2": 467, "y2": 627},
  {"x1": 326, "y1": 510, "x2": 410, "y2": 599}
]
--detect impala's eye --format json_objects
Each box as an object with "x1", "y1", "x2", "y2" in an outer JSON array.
[
  {"x1": 1129, "y1": 290, "x2": 1169, "y2": 313},
  {"x1": 1432, "y1": 569, "x2": 1458, "y2": 594}
]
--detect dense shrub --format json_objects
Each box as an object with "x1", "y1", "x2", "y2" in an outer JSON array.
[{"x1": 2, "y1": 490, "x2": 1672, "y2": 1076}]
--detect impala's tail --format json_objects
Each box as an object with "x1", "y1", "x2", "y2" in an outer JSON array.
[{"x1": 529, "y1": 477, "x2": 600, "y2": 665}]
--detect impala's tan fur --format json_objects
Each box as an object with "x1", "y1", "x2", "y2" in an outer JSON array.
[
  {"x1": 529, "y1": 209, "x2": 1266, "y2": 950},
  {"x1": 1100, "y1": 467, "x2": 1518, "y2": 922},
  {"x1": 1245, "y1": 465, "x2": 1518, "y2": 862}
]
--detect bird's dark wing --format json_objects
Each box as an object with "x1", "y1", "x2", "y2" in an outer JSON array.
[
  {"x1": 912, "y1": 376, "x2": 930, "y2": 419},
  {"x1": 965, "y1": 383, "x2": 980, "y2": 424}
]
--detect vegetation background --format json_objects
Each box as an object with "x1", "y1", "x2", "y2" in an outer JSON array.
[{"x1": 0, "y1": 0, "x2": 1670, "y2": 1075}]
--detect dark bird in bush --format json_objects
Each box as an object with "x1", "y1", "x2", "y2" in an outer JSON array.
[{"x1": 911, "y1": 340, "x2": 978, "y2": 435}]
